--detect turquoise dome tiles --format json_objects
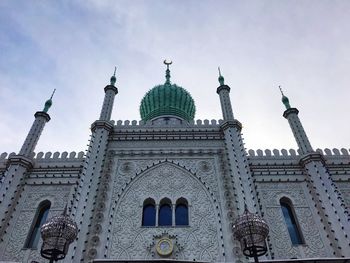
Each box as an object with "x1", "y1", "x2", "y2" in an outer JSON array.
[{"x1": 140, "y1": 83, "x2": 196, "y2": 122}]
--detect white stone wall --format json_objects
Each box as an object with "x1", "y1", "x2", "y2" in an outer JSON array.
[
  {"x1": 99, "y1": 153, "x2": 229, "y2": 262},
  {"x1": 0, "y1": 184, "x2": 72, "y2": 263}
]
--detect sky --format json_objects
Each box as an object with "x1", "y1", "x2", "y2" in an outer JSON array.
[{"x1": 0, "y1": 0, "x2": 349, "y2": 154}]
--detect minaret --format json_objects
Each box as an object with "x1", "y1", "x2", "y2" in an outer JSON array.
[
  {"x1": 280, "y1": 88, "x2": 350, "y2": 256},
  {"x1": 217, "y1": 68, "x2": 234, "y2": 120},
  {"x1": 69, "y1": 70, "x2": 117, "y2": 262},
  {"x1": 0, "y1": 92, "x2": 54, "y2": 239},
  {"x1": 19, "y1": 89, "x2": 54, "y2": 156},
  {"x1": 99, "y1": 67, "x2": 118, "y2": 121},
  {"x1": 216, "y1": 70, "x2": 260, "y2": 262},
  {"x1": 216, "y1": 69, "x2": 256, "y2": 212},
  {"x1": 280, "y1": 87, "x2": 313, "y2": 154}
]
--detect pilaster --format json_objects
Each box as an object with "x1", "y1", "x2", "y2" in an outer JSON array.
[
  {"x1": 0, "y1": 155, "x2": 34, "y2": 239},
  {"x1": 68, "y1": 75, "x2": 118, "y2": 262},
  {"x1": 299, "y1": 154, "x2": 350, "y2": 257}
]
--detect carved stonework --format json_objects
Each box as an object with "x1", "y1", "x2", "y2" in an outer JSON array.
[
  {"x1": 258, "y1": 183, "x2": 327, "y2": 259},
  {"x1": 337, "y1": 182, "x2": 350, "y2": 209},
  {"x1": 108, "y1": 161, "x2": 223, "y2": 262},
  {"x1": 1, "y1": 185, "x2": 71, "y2": 262}
]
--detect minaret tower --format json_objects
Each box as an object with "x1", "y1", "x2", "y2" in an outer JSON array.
[
  {"x1": 100, "y1": 67, "x2": 118, "y2": 121},
  {"x1": 70, "y1": 69, "x2": 118, "y2": 262},
  {"x1": 280, "y1": 87, "x2": 313, "y2": 154},
  {"x1": 280, "y1": 89, "x2": 350, "y2": 257},
  {"x1": 19, "y1": 90, "x2": 55, "y2": 156},
  {"x1": 216, "y1": 69, "x2": 257, "y2": 213},
  {"x1": 0, "y1": 91, "x2": 54, "y2": 239}
]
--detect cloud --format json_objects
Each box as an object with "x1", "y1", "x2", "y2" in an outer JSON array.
[{"x1": 0, "y1": 0, "x2": 349, "y2": 153}]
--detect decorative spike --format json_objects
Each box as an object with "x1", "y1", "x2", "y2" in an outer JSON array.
[
  {"x1": 110, "y1": 66, "x2": 117, "y2": 86},
  {"x1": 218, "y1": 67, "x2": 225, "y2": 85}
]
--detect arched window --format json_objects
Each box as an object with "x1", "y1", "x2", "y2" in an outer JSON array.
[
  {"x1": 142, "y1": 198, "x2": 156, "y2": 226},
  {"x1": 158, "y1": 198, "x2": 172, "y2": 226},
  {"x1": 25, "y1": 200, "x2": 51, "y2": 248},
  {"x1": 175, "y1": 198, "x2": 189, "y2": 226},
  {"x1": 280, "y1": 198, "x2": 304, "y2": 245}
]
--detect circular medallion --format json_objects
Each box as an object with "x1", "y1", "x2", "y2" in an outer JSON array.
[{"x1": 156, "y1": 238, "x2": 173, "y2": 257}]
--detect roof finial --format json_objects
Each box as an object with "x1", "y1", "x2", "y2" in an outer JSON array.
[
  {"x1": 43, "y1": 89, "x2": 56, "y2": 113},
  {"x1": 279, "y1": 85, "x2": 284, "y2": 96},
  {"x1": 110, "y1": 66, "x2": 117, "y2": 86},
  {"x1": 164, "y1": 59, "x2": 172, "y2": 85},
  {"x1": 218, "y1": 67, "x2": 225, "y2": 85},
  {"x1": 279, "y1": 85, "x2": 291, "y2": 109}
]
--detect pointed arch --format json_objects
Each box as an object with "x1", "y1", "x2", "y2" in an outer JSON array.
[
  {"x1": 25, "y1": 200, "x2": 51, "y2": 248},
  {"x1": 159, "y1": 197, "x2": 172, "y2": 226},
  {"x1": 175, "y1": 197, "x2": 189, "y2": 226},
  {"x1": 280, "y1": 197, "x2": 304, "y2": 245},
  {"x1": 142, "y1": 198, "x2": 156, "y2": 226}
]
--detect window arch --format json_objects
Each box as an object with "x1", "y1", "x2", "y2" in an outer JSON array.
[
  {"x1": 142, "y1": 198, "x2": 156, "y2": 226},
  {"x1": 175, "y1": 198, "x2": 189, "y2": 226},
  {"x1": 280, "y1": 198, "x2": 304, "y2": 245},
  {"x1": 158, "y1": 198, "x2": 172, "y2": 226},
  {"x1": 25, "y1": 200, "x2": 51, "y2": 248}
]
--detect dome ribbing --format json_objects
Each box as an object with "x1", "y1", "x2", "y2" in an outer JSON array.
[
  {"x1": 140, "y1": 83, "x2": 196, "y2": 121},
  {"x1": 139, "y1": 61, "x2": 196, "y2": 121}
]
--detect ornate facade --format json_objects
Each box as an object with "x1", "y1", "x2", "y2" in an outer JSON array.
[{"x1": 0, "y1": 64, "x2": 349, "y2": 263}]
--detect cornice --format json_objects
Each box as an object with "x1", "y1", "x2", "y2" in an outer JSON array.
[
  {"x1": 7, "y1": 154, "x2": 34, "y2": 169},
  {"x1": 34, "y1": 111, "x2": 51, "y2": 122},
  {"x1": 104, "y1": 85, "x2": 118, "y2": 94},
  {"x1": 283, "y1": 107, "x2": 299, "y2": 119},
  {"x1": 216, "y1": 84, "x2": 231, "y2": 94},
  {"x1": 220, "y1": 119, "x2": 242, "y2": 131},
  {"x1": 91, "y1": 120, "x2": 114, "y2": 132},
  {"x1": 299, "y1": 152, "x2": 325, "y2": 166}
]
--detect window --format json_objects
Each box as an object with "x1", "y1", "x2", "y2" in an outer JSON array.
[
  {"x1": 158, "y1": 198, "x2": 172, "y2": 226},
  {"x1": 280, "y1": 198, "x2": 304, "y2": 245},
  {"x1": 25, "y1": 200, "x2": 51, "y2": 248},
  {"x1": 175, "y1": 198, "x2": 188, "y2": 226},
  {"x1": 142, "y1": 198, "x2": 156, "y2": 226}
]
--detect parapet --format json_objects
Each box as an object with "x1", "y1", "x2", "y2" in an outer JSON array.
[
  {"x1": 0, "y1": 151, "x2": 85, "y2": 163},
  {"x1": 247, "y1": 148, "x2": 350, "y2": 157},
  {"x1": 113, "y1": 119, "x2": 224, "y2": 128}
]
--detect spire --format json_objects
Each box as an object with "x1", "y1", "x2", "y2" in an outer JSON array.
[
  {"x1": 164, "y1": 59, "x2": 172, "y2": 85},
  {"x1": 218, "y1": 67, "x2": 225, "y2": 86},
  {"x1": 110, "y1": 66, "x2": 117, "y2": 86},
  {"x1": 279, "y1": 85, "x2": 291, "y2": 109},
  {"x1": 43, "y1": 89, "x2": 56, "y2": 113}
]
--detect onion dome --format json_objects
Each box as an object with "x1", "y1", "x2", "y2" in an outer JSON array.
[
  {"x1": 279, "y1": 86, "x2": 291, "y2": 109},
  {"x1": 140, "y1": 60, "x2": 196, "y2": 121},
  {"x1": 43, "y1": 89, "x2": 56, "y2": 113}
]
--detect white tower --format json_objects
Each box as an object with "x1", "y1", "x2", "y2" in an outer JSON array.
[
  {"x1": 0, "y1": 92, "x2": 54, "y2": 240},
  {"x1": 281, "y1": 90, "x2": 350, "y2": 257}
]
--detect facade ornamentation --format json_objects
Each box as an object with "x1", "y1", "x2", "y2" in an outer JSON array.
[{"x1": 0, "y1": 64, "x2": 349, "y2": 262}]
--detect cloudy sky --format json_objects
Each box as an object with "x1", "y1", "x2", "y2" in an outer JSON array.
[{"x1": 0, "y1": 0, "x2": 349, "y2": 154}]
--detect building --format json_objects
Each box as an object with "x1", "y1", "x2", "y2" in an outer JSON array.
[{"x1": 0, "y1": 62, "x2": 349, "y2": 263}]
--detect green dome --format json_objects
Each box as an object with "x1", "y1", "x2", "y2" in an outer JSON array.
[
  {"x1": 140, "y1": 83, "x2": 196, "y2": 121},
  {"x1": 282, "y1": 95, "x2": 291, "y2": 109}
]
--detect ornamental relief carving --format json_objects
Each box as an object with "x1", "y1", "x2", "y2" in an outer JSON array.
[
  {"x1": 1, "y1": 185, "x2": 70, "y2": 262},
  {"x1": 336, "y1": 182, "x2": 350, "y2": 209},
  {"x1": 109, "y1": 162, "x2": 223, "y2": 262},
  {"x1": 259, "y1": 183, "x2": 327, "y2": 259}
]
